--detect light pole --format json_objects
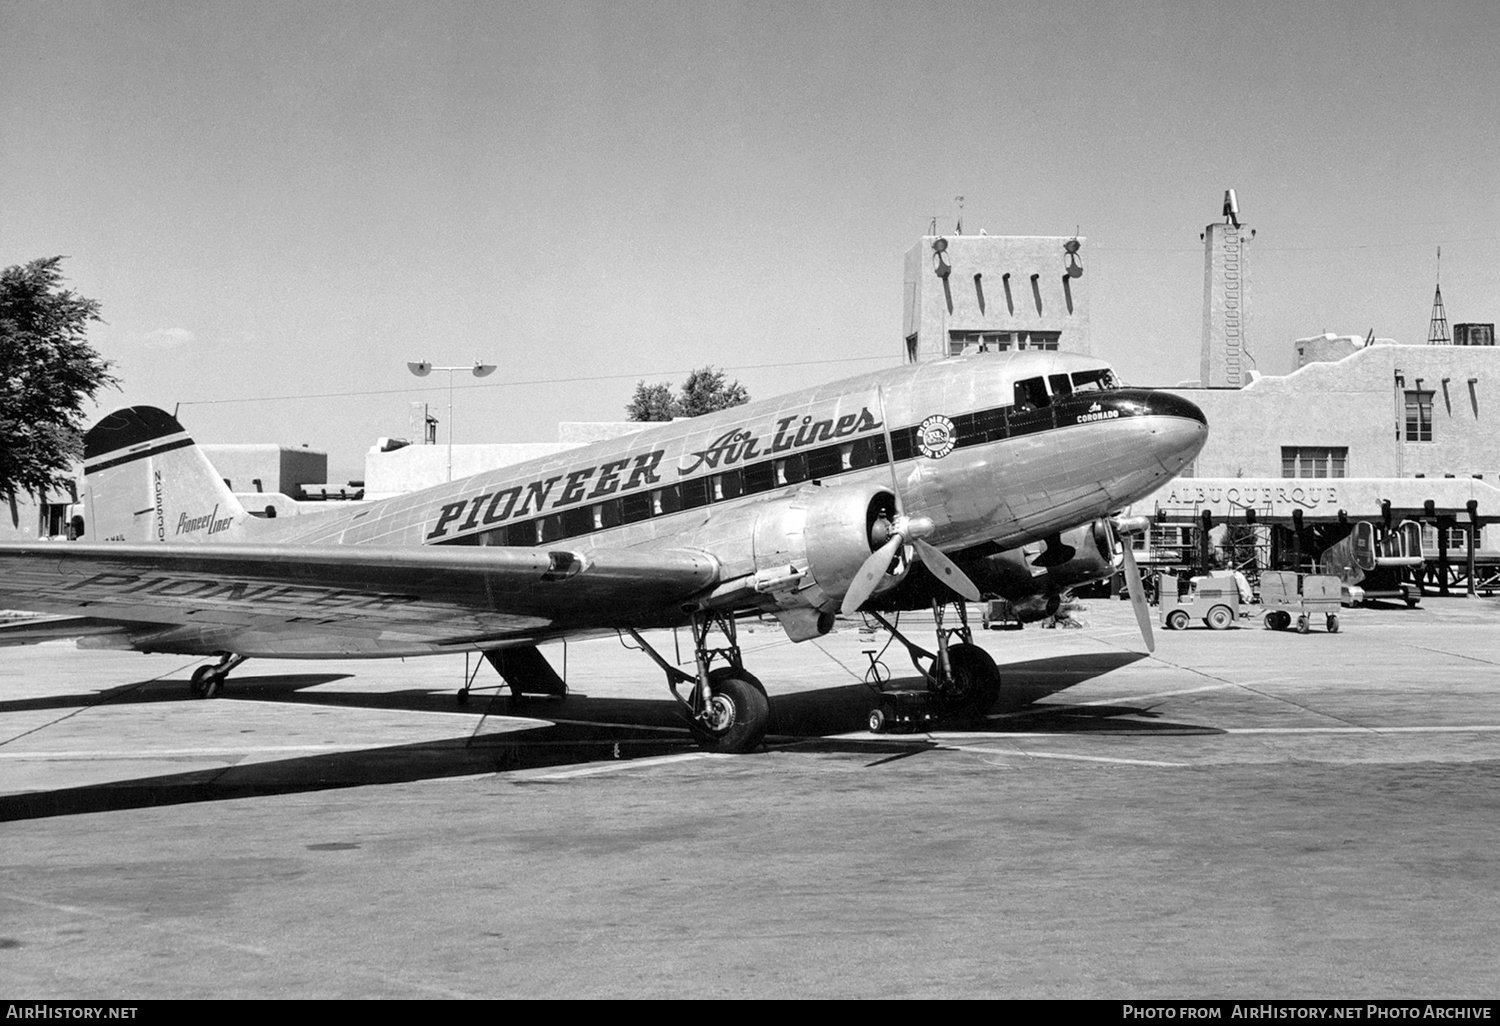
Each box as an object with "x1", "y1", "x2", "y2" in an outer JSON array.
[{"x1": 408, "y1": 360, "x2": 497, "y2": 482}]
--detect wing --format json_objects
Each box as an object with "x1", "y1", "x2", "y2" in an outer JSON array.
[{"x1": 0, "y1": 542, "x2": 718, "y2": 657}]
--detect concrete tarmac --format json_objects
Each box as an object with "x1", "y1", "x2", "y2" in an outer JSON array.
[{"x1": 1, "y1": 597, "x2": 1498, "y2": 999}]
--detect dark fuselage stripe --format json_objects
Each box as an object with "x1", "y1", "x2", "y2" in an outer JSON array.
[
  {"x1": 436, "y1": 390, "x2": 1152, "y2": 549},
  {"x1": 84, "y1": 437, "x2": 196, "y2": 476}
]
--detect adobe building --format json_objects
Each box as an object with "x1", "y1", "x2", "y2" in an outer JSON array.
[
  {"x1": 900, "y1": 199, "x2": 1500, "y2": 593},
  {"x1": 1117, "y1": 196, "x2": 1500, "y2": 592},
  {"x1": 902, "y1": 232, "x2": 1089, "y2": 362}
]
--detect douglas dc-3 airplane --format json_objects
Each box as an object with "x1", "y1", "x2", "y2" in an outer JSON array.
[{"x1": 0, "y1": 352, "x2": 1205, "y2": 753}]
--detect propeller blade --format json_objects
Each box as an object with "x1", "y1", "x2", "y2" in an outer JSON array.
[
  {"x1": 912, "y1": 537, "x2": 981, "y2": 602},
  {"x1": 1119, "y1": 533, "x2": 1155, "y2": 654},
  {"x1": 841, "y1": 533, "x2": 905, "y2": 615}
]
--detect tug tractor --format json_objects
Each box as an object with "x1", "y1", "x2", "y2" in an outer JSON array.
[{"x1": 1157, "y1": 574, "x2": 1241, "y2": 631}]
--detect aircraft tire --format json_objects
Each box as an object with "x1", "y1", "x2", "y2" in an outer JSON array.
[
  {"x1": 934, "y1": 644, "x2": 1002, "y2": 717},
  {"x1": 190, "y1": 666, "x2": 217, "y2": 699},
  {"x1": 688, "y1": 673, "x2": 770, "y2": 754}
]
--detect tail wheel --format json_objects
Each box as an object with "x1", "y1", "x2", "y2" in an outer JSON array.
[
  {"x1": 930, "y1": 643, "x2": 1002, "y2": 717},
  {"x1": 688, "y1": 671, "x2": 770, "y2": 754}
]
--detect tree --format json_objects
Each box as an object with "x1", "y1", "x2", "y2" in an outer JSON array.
[
  {"x1": 626, "y1": 365, "x2": 749, "y2": 421},
  {"x1": 0, "y1": 257, "x2": 117, "y2": 525},
  {"x1": 625, "y1": 380, "x2": 680, "y2": 422},
  {"x1": 678, "y1": 365, "x2": 749, "y2": 417}
]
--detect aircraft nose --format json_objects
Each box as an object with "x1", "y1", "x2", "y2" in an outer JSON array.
[
  {"x1": 1144, "y1": 390, "x2": 1207, "y2": 426},
  {"x1": 1142, "y1": 390, "x2": 1208, "y2": 471}
]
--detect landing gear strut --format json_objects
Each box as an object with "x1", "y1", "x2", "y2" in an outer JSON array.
[
  {"x1": 626, "y1": 611, "x2": 769, "y2": 754},
  {"x1": 866, "y1": 599, "x2": 1002, "y2": 725},
  {"x1": 189, "y1": 653, "x2": 247, "y2": 699}
]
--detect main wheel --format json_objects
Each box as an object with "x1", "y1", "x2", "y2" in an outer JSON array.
[
  {"x1": 688, "y1": 672, "x2": 770, "y2": 753},
  {"x1": 1166, "y1": 609, "x2": 1190, "y2": 631},
  {"x1": 189, "y1": 665, "x2": 220, "y2": 699},
  {"x1": 930, "y1": 643, "x2": 1002, "y2": 717},
  {"x1": 1205, "y1": 605, "x2": 1233, "y2": 631}
]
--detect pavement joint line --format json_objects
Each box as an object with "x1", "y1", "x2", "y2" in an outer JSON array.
[
  {"x1": 1223, "y1": 725, "x2": 1500, "y2": 735},
  {"x1": 937, "y1": 743, "x2": 1191, "y2": 767},
  {"x1": 1140, "y1": 650, "x2": 1378, "y2": 733},
  {"x1": 524, "y1": 752, "x2": 720, "y2": 779}
]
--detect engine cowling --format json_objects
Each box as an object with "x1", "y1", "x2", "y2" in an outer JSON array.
[
  {"x1": 749, "y1": 485, "x2": 895, "y2": 639},
  {"x1": 978, "y1": 519, "x2": 1117, "y2": 620}
]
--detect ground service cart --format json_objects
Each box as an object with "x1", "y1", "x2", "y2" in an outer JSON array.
[
  {"x1": 1260, "y1": 570, "x2": 1341, "y2": 633},
  {"x1": 1158, "y1": 574, "x2": 1241, "y2": 631}
]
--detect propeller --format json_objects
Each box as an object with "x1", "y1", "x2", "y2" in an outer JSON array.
[
  {"x1": 840, "y1": 384, "x2": 981, "y2": 616},
  {"x1": 840, "y1": 512, "x2": 981, "y2": 616},
  {"x1": 1112, "y1": 515, "x2": 1155, "y2": 654}
]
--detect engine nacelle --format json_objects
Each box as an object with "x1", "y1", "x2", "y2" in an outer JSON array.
[
  {"x1": 750, "y1": 485, "x2": 894, "y2": 639},
  {"x1": 979, "y1": 519, "x2": 1117, "y2": 604},
  {"x1": 984, "y1": 519, "x2": 1116, "y2": 622}
]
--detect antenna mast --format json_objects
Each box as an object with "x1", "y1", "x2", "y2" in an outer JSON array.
[{"x1": 1427, "y1": 247, "x2": 1451, "y2": 345}]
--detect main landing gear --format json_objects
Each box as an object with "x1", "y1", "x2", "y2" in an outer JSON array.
[
  {"x1": 626, "y1": 610, "x2": 770, "y2": 754},
  {"x1": 864, "y1": 599, "x2": 1003, "y2": 732},
  {"x1": 188, "y1": 653, "x2": 247, "y2": 699}
]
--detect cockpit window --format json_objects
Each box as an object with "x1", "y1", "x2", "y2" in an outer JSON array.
[
  {"x1": 1013, "y1": 376, "x2": 1049, "y2": 411},
  {"x1": 1048, "y1": 373, "x2": 1073, "y2": 398},
  {"x1": 1070, "y1": 368, "x2": 1118, "y2": 393}
]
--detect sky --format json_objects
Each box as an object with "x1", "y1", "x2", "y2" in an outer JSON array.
[{"x1": 3, "y1": 0, "x2": 1497, "y2": 482}]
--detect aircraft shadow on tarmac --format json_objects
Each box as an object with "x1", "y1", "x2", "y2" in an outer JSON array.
[{"x1": 0, "y1": 650, "x2": 1218, "y2": 822}]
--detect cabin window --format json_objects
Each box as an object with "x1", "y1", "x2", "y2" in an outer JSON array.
[
  {"x1": 561, "y1": 506, "x2": 593, "y2": 537},
  {"x1": 597, "y1": 499, "x2": 622, "y2": 529},
  {"x1": 537, "y1": 514, "x2": 563, "y2": 543},
  {"x1": 779, "y1": 453, "x2": 809, "y2": 485},
  {"x1": 848, "y1": 436, "x2": 887, "y2": 469},
  {"x1": 742, "y1": 462, "x2": 776, "y2": 494},
  {"x1": 680, "y1": 477, "x2": 711, "y2": 510},
  {"x1": 806, "y1": 446, "x2": 843, "y2": 480},
  {"x1": 715, "y1": 470, "x2": 744, "y2": 500},
  {"x1": 620, "y1": 492, "x2": 653, "y2": 524},
  {"x1": 654, "y1": 486, "x2": 681, "y2": 515}
]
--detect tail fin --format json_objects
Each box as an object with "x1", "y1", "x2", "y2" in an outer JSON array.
[{"x1": 82, "y1": 406, "x2": 265, "y2": 544}]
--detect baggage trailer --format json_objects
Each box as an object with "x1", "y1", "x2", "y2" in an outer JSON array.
[{"x1": 1260, "y1": 570, "x2": 1341, "y2": 633}]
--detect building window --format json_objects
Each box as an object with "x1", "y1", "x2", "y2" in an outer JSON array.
[
  {"x1": 1281, "y1": 447, "x2": 1348, "y2": 478},
  {"x1": 947, "y1": 330, "x2": 1013, "y2": 355},
  {"x1": 1019, "y1": 331, "x2": 1060, "y2": 351},
  {"x1": 1405, "y1": 391, "x2": 1433, "y2": 441},
  {"x1": 946, "y1": 329, "x2": 1062, "y2": 355}
]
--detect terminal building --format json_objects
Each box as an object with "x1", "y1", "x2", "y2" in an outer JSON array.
[{"x1": 902, "y1": 196, "x2": 1500, "y2": 596}]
